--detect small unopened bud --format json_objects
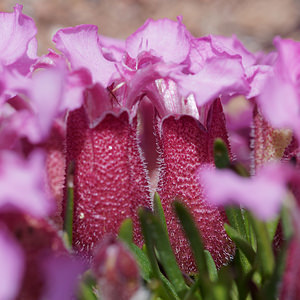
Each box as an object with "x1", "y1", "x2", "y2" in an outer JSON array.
[{"x1": 92, "y1": 236, "x2": 140, "y2": 300}]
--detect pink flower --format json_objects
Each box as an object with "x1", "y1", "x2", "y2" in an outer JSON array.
[
  {"x1": 53, "y1": 25, "x2": 152, "y2": 257},
  {"x1": 0, "y1": 4, "x2": 37, "y2": 103},
  {"x1": 199, "y1": 162, "x2": 292, "y2": 220},
  {"x1": 257, "y1": 38, "x2": 300, "y2": 142}
]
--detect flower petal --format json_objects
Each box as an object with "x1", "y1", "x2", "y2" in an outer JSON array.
[
  {"x1": 0, "y1": 150, "x2": 54, "y2": 218},
  {"x1": 0, "y1": 4, "x2": 37, "y2": 66},
  {"x1": 200, "y1": 163, "x2": 291, "y2": 220},
  {"x1": 0, "y1": 225, "x2": 24, "y2": 300},
  {"x1": 53, "y1": 25, "x2": 116, "y2": 86},
  {"x1": 126, "y1": 17, "x2": 191, "y2": 64}
]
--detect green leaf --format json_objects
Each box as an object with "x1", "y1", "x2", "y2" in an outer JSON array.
[
  {"x1": 77, "y1": 271, "x2": 97, "y2": 300},
  {"x1": 153, "y1": 192, "x2": 168, "y2": 235},
  {"x1": 224, "y1": 224, "x2": 256, "y2": 265},
  {"x1": 249, "y1": 215, "x2": 275, "y2": 280},
  {"x1": 77, "y1": 282, "x2": 97, "y2": 300},
  {"x1": 64, "y1": 161, "x2": 75, "y2": 246},
  {"x1": 225, "y1": 207, "x2": 247, "y2": 237},
  {"x1": 139, "y1": 209, "x2": 161, "y2": 280},
  {"x1": 204, "y1": 250, "x2": 218, "y2": 282},
  {"x1": 266, "y1": 216, "x2": 280, "y2": 241},
  {"x1": 261, "y1": 241, "x2": 289, "y2": 300},
  {"x1": 281, "y1": 202, "x2": 294, "y2": 240},
  {"x1": 127, "y1": 243, "x2": 152, "y2": 281},
  {"x1": 118, "y1": 218, "x2": 133, "y2": 244},
  {"x1": 173, "y1": 201, "x2": 208, "y2": 275},
  {"x1": 139, "y1": 208, "x2": 187, "y2": 296},
  {"x1": 213, "y1": 138, "x2": 230, "y2": 169}
]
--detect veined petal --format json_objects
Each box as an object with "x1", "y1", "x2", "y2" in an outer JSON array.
[
  {"x1": 53, "y1": 25, "x2": 117, "y2": 86},
  {"x1": 0, "y1": 4, "x2": 37, "y2": 66},
  {"x1": 126, "y1": 17, "x2": 191, "y2": 64},
  {"x1": 173, "y1": 55, "x2": 249, "y2": 107}
]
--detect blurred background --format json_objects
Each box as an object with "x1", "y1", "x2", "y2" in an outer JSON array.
[{"x1": 1, "y1": 0, "x2": 300, "y2": 55}]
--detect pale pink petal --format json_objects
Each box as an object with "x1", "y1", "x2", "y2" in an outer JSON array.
[
  {"x1": 0, "y1": 226, "x2": 24, "y2": 300},
  {"x1": 53, "y1": 25, "x2": 116, "y2": 86},
  {"x1": 209, "y1": 35, "x2": 256, "y2": 68},
  {"x1": 0, "y1": 4, "x2": 37, "y2": 66},
  {"x1": 0, "y1": 150, "x2": 54, "y2": 218},
  {"x1": 125, "y1": 17, "x2": 191, "y2": 64},
  {"x1": 200, "y1": 163, "x2": 291, "y2": 220},
  {"x1": 99, "y1": 35, "x2": 125, "y2": 61},
  {"x1": 173, "y1": 55, "x2": 249, "y2": 106},
  {"x1": 257, "y1": 75, "x2": 300, "y2": 139}
]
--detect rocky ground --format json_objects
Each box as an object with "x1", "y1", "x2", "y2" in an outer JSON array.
[{"x1": 1, "y1": 0, "x2": 300, "y2": 55}]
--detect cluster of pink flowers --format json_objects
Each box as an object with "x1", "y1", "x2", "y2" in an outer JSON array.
[{"x1": 1, "y1": 4, "x2": 300, "y2": 299}]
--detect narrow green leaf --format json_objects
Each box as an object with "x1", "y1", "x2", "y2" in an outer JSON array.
[
  {"x1": 153, "y1": 192, "x2": 168, "y2": 234},
  {"x1": 118, "y1": 218, "x2": 133, "y2": 244},
  {"x1": 64, "y1": 161, "x2": 75, "y2": 246},
  {"x1": 160, "y1": 274, "x2": 182, "y2": 300},
  {"x1": 127, "y1": 243, "x2": 152, "y2": 281},
  {"x1": 250, "y1": 215, "x2": 275, "y2": 280},
  {"x1": 139, "y1": 208, "x2": 187, "y2": 296},
  {"x1": 77, "y1": 271, "x2": 97, "y2": 300},
  {"x1": 173, "y1": 201, "x2": 208, "y2": 275},
  {"x1": 204, "y1": 250, "x2": 218, "y2": 282},
  {"x1": 139, "y1": 209, "x2": 161, "y2": 280},
  {"x1": 77, "y1": 282, "x2": 97, "y2": 300},
  {"x1": 266, "y1": 216, "x2": 280, "y2": 241},
  {"x1": 213, "y1": 138, "x2": 230, "y2": 169},
  {"x1": 225, "y1": 207, "x2": 247, "y2": 237},
  {"x1": 224, "y1": 224, "x2": 256, "y2": 265},
  {"x1": 262, "y1": 241, "x2": 289, "y2": 300},
  {"x1": 183, "y1": 277, "x2": 204, "y2": 300},
  {"x1": 281, "y1": 203, "x2": 294, "y2": 240}
]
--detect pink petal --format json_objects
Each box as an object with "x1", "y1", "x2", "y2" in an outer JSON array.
[
  {"x1": 0, "y1": 150, "x2": 54, "y2": 218},
  {"x1": 42, "y1": 255, "x2": 85, "y2": 300},
  {"x1": 173, "y1": 55, "x2": 249, "y2": 107},
  {"x1": 0, "y1": 4, "x2": 37, "y2": 66},
  {"x1": 53, "y1": 25, "x2": 116, "y2": 86},
  {"x1": 257, "y1": 38, "x2": 300, "y2": 141},
  {"x1": 99, "y1": 35, "x2": 125, "y2": 61},
  {"x1": 200, "y1": 163, "x2": 291, "y2": 220},
  {"x1": 0, "y1": 225, "x2": 24, "y2": 300},
  {"x1": 125, "y1": 17, "x2": 191, "y2": 64}
]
